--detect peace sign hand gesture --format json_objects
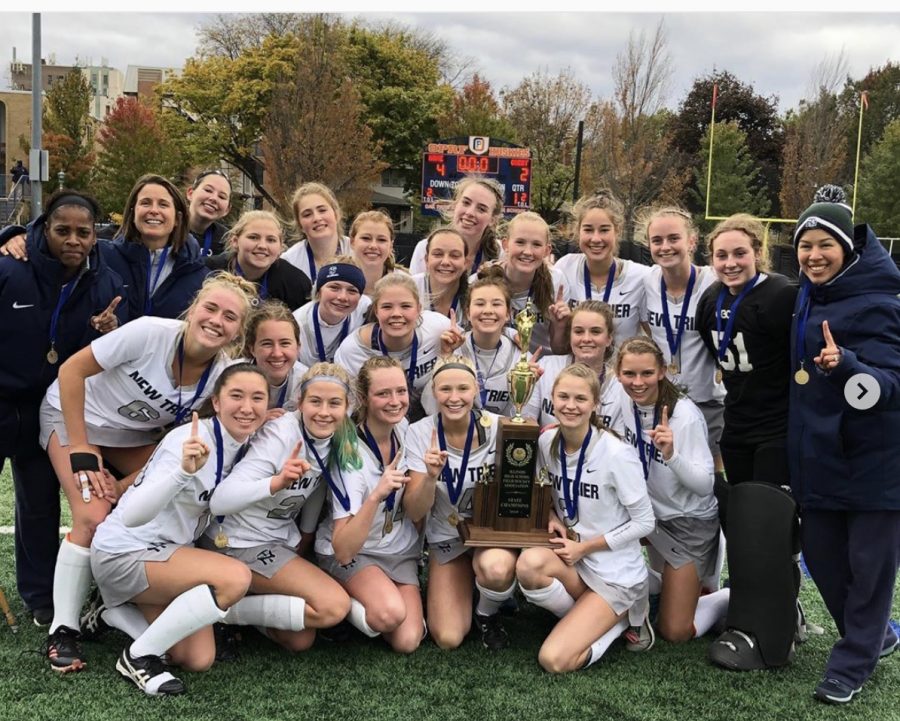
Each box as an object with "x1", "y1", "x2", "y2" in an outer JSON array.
[
  {"x1": 272, "y1": 439, "x2": 311, "y2": 492},
  {"x1": 646, "y1": 405, "x2": 674, "y2": 461},
  {"x1": 91, "y1": 296, "x2": 122, "y2": 334},
  {"x1": 440, "y1": 308, "x2": 466, "y2": 356},
  {"x1": 814, "y1": 320, "x2": 843, "y2": 372},
  {"x1": 424, "y1": 427, "x2": 449, "y2": 480},
  {"x1": 181, "y1": 412, "x2": 211, "y2": 474},
  {"x1": 374, "y1": 450, "x2": 408, "y2": 502}
]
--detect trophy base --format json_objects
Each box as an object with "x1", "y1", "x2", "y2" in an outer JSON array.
[{"x1": 458, "y1": 521, "x2": 554, "y2": 548}]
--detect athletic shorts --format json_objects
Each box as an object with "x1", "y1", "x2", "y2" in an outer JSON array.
[
  {"x1": 91, "y1": 542, "x2": 180, "y2": 608},
  {"x1": 426, "y1": 537, "x2": 473, "y2": 566},
  {"x1": 576, "y1": 563, "x2": 649, "y2": 627},
  {"x1": 694, "y1": 399, "x2": 725, "y2": 458},
  {"x1": 197, "y1": 535, "x2": 298, "y2": 579},
  {"x1": 317, "y1": 549, "x2": 420, "y2": 587},
  {"x1": 39, "y1": 398, "x2": 159, "y2": 450},
  {"x1": 646, "y1": 515, "x2": 720, "y2": 581}
]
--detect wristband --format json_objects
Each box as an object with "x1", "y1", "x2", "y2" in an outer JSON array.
[{"x1": 70, "y1": 452, "x2": 100, "y2": 474}]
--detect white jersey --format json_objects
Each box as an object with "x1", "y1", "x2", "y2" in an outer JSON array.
[
  {"x1": 315, "y1": 420, "x2": 418, "y2": 557},
  {"x1": 411, "y1": 272, "x2": 467, "y2": 328},
  {"x1": 405, "y1": 411, "x2": 499, "y2": 545},
  {"x1": 92, "y1": 418, "x2": 246, "y2": 553},
  {"x1": 333, "y1": 311, "x2": 451, "y2": 421},
  {"x1": 421, "y1": 333, "x2": 519, "y2": 418},
  {"x1": 207, "y1": 412, "x2": 331, "y2": 549},
  {"x1": 615, "y1": 389, "x2": 717, "y2": 522},
  {"x1": 554, "y1": 254, "x2": 649, "y2": 341},
  {"x1": 538, "y1": 428, "x2": 649, "y2": 588},
  {"x1": 641, "y1": 265, "x2": 724, "y2": 403},
  {"x1": 410, "y1": 237, "x2": 506, "y2": 277},
  {"x1": 293, "y1": 297, "x2": 372, "y2": 366},
  {"x1": 43, "y1": 316, "x2": 233, "y2": 437},
  {"x1": 267, "y1": 360, "x2": 309, "y2": 412},
  {"x1": 281, "y1": 236, "x2": 352, "y2": 283},
  {"x1": 522, "y1": 355, "x2": 625, "y2": 434}
]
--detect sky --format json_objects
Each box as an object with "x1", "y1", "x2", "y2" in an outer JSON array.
[{"x1": 0, "y1": 8, "x2": 898, "y2": 114}]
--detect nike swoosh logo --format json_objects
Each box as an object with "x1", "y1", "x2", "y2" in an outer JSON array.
[
  {"x1": 12, "y1": 302, "x2": 34, "y2": 309},
  {"x1": 600, "y1": 401, "x2": 613, "y2": 407}
]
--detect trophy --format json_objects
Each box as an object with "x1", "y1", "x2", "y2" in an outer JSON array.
[{"x1": 459, "y1": 298, "x2": 553, "y2": 548}]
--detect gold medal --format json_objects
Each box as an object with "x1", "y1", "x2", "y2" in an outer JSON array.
[
  {"x1": 448, "y1": 511, "x2": 459, "y2": 526},
  {"x1": 566, "y1": 527, "x2": 580, "y2": 542},
  {"x1": 715, "y1": 368, "x2": 723, "y2": 384},
  {"x1": 794, "y1": 368, "x2": 810, "y2": 385},
  {"x1": 668, "y1": 359, "x2": 679, "y2": 374},
  {"x1": 214, "y1": 528, "x2": 228, "y2": 549},
  {"x1": 46, "y1": 346, "x2": 59, "y2": 364},
  {"x1": 479, "y1": 413, "x2": 492, "y2": 428},
  {"x1": 383, "y1": 509, "x2": 394, "y2": 535}
]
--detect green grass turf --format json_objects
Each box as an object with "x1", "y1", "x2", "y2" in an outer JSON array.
[{"x1": 1, "y1": 465, "x2": 899, "y2": 721}]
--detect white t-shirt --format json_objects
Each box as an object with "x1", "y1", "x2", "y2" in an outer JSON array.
[
  {"x1": 410, "y1": 237, "x2": 506, "y2": 277},
  {"x1": 411, "y1": 272, "x2": 467, "y2": 328},
  {"x1": 554, "y1": 254, "x2": 649, "y2": 341},
  {"x1": 538, "y1": 428, "x2": 649, "y2": 587},
  {"x1": 405, "y1": 411, "x2": 499, "y2": 544},
  {"x1": 207, "y1": 412, "x2": 332, "y2": 549},
  {"x1": 92, "y1": 417, "x2": 246, "y2": 553},
  {"x1": 281, "y1": 236, "x2": 352, "y2": 283},
  {"x1": 522, "y1": 354, "x2": 625, "y2": 434},
  {"x1": 266, "y1": 360, "x2": 309, "y2": 412},
  {"x1": 641, "y1": 265, "x2": 724, "y2": 403},
  {"x1": 333, "y1": 311, "x2": 451, "y2": 421},
  {"x1": 294, "y1": 297, "x2": 372, "y2": 366},
  {"x1": 44, "y1": 316, "x2": 232, "y2": 437},
  {"x1": 614, "y1": 387, "x2": 717, "y2": 521}
]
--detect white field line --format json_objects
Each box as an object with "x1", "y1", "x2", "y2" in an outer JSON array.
[{"x1": 0, "y1": 525, "x2": 71, "y2": 534}]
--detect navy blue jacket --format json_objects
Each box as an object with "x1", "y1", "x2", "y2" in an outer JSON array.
[
  {"x1": 101, "y1": 234, "x2": 209, "y2": 320},
  {"x1": 0, "y1": 218, "x2": 127, "y2": 400},
  {"x1": 788, "y1": 224, "x2": 900, "y2": 510}
]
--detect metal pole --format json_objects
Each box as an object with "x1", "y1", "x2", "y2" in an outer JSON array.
[
  {"x1": 31, "y1": 13, "x2": 42, "y2": 220},
  {"x1": 572, "y1": 120, "x2": 584, "y2": 202}
]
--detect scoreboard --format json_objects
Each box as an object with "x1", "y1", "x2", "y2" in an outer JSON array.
[{"x1": 420, "y1": 137, "x2": 532, "y2": 217}]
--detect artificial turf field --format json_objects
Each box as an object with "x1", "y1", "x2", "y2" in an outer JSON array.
[{"x1": 1, "y1": 465, "x2": 898, "y2": 721}]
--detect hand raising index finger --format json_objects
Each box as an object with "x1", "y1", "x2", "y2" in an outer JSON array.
[
  {"x1": 822, "y1": 320, "x2": 836, "y2": 348},
  {"x1": 659, "y1": 405, "x2": 669, "y2": 428},
  {"x1": 101, "y1": 296, "x2": 122, "y2": 318},
  {"x1": 290, "y1": 439, "x2": 303, "y2": 459},
  {"x1": 191, "y1": 411, "x2": 199, "y2": 437},
  {"x1": 555, "y1": 285, "x2": 564, "y2": 305},
  {"x1": 529, "y1": 347, "x2": 543, "y2": 364},
  {"x1": 430, "y1": 427, "x2": 439, "y2": 450},
  {"x1": 387, "y1": 448, "x2": 402, "y2": 469}
]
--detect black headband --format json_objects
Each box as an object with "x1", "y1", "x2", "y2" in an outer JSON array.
[
  {"x1": 46, "y1": 194, "x2": 96, "y2": 219},
  {"x1": 432, "y1": 362, "x2": 477, "y2": 379}
]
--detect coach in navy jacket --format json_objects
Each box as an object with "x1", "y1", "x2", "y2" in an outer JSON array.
[
  {"x1": 788, "y1": 188, "x2": 900, "y2": 703},
  {"x1": 0, "y1": 194, "x2": 126, "y2": 620}
]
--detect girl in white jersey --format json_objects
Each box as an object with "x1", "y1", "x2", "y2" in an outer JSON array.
[
  {"x1": 91, "y1": 364, "x2": 267, "y2": 696},
  {"x1": 243, "y1": 301, "x2": 309, "y2": 419},
  {"x1": 409, "y1": 176, "x2": 503, "y2": 276},
  {"x1": 41, "y1": 272, "x2": 257, "y2": 674},
  {"x1": 554, "y1": 191, "x2": 649, "y2": 340},
  {"x1": 404, "y1": 356, "x2": 515, "y2": 651},
  {"x1": 281, "y1": 182, "x2": 351, "y2": 283},
  {"x1": 206, "y1": 362, "x2": 354, "y2": 652},
  {"x1": 412, "y1": 227, "x2": 470, "y2": 323},
  {"x1": 523, "y1": 300, "x2": 624, "y2": 434},
  {"x1": 293, "y1": 256, "x2": 370, "y2": 366},
  {"x1": 638, "y1": 206, "x2": 725, "y2": 470},
  {"x1": 318, "y1": 357, "x2": 424, "y2": 653},
  {"x1": 334, "y1": 273, "x2": 451, "y2": 422},
  {"x1": 516, "y1": 363, "x2": 655, "y2": 673},
  {"x1": 615, "y1": 337, "x2": 729, "y2": 643},
  {"x1": 349, "y1": 210, "x2": 406, "y2": 296}
]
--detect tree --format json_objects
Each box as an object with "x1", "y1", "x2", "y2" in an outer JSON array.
[
  {"x1": 436, "y1": 74, "x2": 518, "y2": 141},
  {"x1": 780, "y1": 53, "x2": 851, "y2": 218},
  {"x1": 693, "y1": 121, "x2": 771, "y2": 227},
  {"x1": 93, "y1": 97, "x2": 187, "y2": 218},
  {"x1": 43, "y1": 71, "x2": 94, "y2": 190},
  {"x1": 582, "y1": 20, "x2": 686, "y2": 238},
  {"x1": 671, "y1": 70, "x2": 783, "y2": 215},
  {"x1": 501, "y1": 68, "x2": 591, "y2": 223},
  {"x1": 856, "y1": 119, "x2": 900, "y2": 237},
  {"x1": 261, "y1": 17, "x2": 386, "y2": 218}
]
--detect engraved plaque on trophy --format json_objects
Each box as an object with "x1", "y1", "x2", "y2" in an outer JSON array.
[{"x1": 459, "y1": 298, "x2": 553, "y2": 548}]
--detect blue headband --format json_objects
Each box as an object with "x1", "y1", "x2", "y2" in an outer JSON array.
[{"x1": 316, "y1": 263, "x2": 366, "y2": 294}]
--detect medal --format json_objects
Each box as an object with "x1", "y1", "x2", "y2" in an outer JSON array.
[
  {"x1": 714, "y1": 275, "x2": 759, "y2": 377},
  {"x1": 382, "y1": 509, "x2": 394, "y2": 535},
  {"x1": 668, "y1": 358, "x2": 680, "y2": 374},
  {"x1": 794, "y1": 280, "x2": 813, "y2": 389},
  {"x1": 559, "y1": 427, "x2": 592, "y2": 524},
  {"x1": 211, "y1": 418, "x2": 247, "y2": 549},
  {"x1": 479, "y1": 412, "x2": 492, "y2": 428},
  {"x1": 47, "y1": 346, "x2": 59, "y2": 364},
  {"x1": 448, "y1": 511, "x2": 459, "y2": 526},
  {"x1": 47, "y1": 278, "x2": 77, "y2": 366},
  {"x1": 660, "y1": 265, "x2": 696, "y2": 375},
  {"x1": 214, "y1": 528, "x2": 228, "y2": 549},
  {"x1": 566, "y1": 527, "x2": 580, "y2": 542},
  {"x1": 633, "y1": 403, "x2": 661, "y2": 482},
  {"x1": 437, "y1": 411, "x2": 475, "y2": 520},
  {"x1": 715, "y1": 368, "x2": 723, "y2": 384},
  {"x1": 794, "y1": 367, "x2": 810, "y2": 385}
]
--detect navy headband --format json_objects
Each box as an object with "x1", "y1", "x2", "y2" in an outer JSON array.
[
  {"x1": 316, "y1": 262, "x2": 366, "y2": 294},
  {"x1": 46, "y1": 194, "x2": 97, "y2": 219}
]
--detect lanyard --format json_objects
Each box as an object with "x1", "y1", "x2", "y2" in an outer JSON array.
[
  {"x1": 583, "y1": 259, "x2": 616, "y2": 302},
  {"x1": 48, "y1": 278, "x2": 77, "y2": 355},
  {"x1": 212, "y1": 417, "x2": 247, "y2": 523},
  {"x1": 470, "y1": 335, "x2": 502, "y2": 407},
  {"x1": 312, "y1": 302, "x2": 351, "y2": 363},
  {"x1": 632, "y1": 403, "x2": 660, "y2": 481},
  {"x1": 426, "y1": 274, "x2": 460, "y2": 317},
  {"x1": 437, "y1": 412, "x2": 475, "y2": 506},
  {"x1": 472, "y1": 245, "x2": 484, "y2": 275},
  {"x1": 714, "y1": 274, "x2": 759, "y2": 363},
  {"x1": 173, "y1": 336, "x2": 214, "y2": 426},
  {"x1": 302, "y1": 425, "x2": 350, "y2": 511},
  {"x1": 794, "y1": 280, "x2": 813, "y2": 374},
  {"x1": 559, "y1": 427, "x2": 592, "y2": 521},
  {"x1": 144, "y1": 246, "x2": 170, "y2": 316},
  {"x1": 275, "y1": 376, "x2": 289, "y2": 409},
  {"x1": 234, "y1": 260, "x2": 269, "y2": 300},
  {"x1": 660, "y1": 265, "x2": 696, "y2": 362},
  {"x1": 202, "y1": 227, "x2": 214, "y2": 257},
  {"x1": 375, "y1": 325, "x2": 419, "y2": 389},
  {"x1": 362, "y1": 424, "x2": 399, "y2": 511}
]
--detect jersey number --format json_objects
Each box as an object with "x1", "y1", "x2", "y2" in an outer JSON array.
[
  {"x1": 267, "y1": 496, "x2": 306, "y2": 520},
  {"x1": 712, "y1": 331, "x2": 753, "y2": 372},
  {"x1": 117, "y1": 400, "x2": 161, "y2": 423}
]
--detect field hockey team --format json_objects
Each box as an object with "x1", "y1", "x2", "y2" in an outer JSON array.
[{"x1": 0, "y1": 176, "x2": 897, "y2": 707}]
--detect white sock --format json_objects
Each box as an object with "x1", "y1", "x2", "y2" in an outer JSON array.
[
  {"x1": 129, "y1": 585, "x2": 226, "y2": 658},
  {"x1": 693, "y1": 588, "x2": 730, "y2": 637},
  {"x1": 224, "y1": 595, "x2": 305, "y2": 632},
  {"x1": 102, "y1": 604, "x2": 150, "y2": 640},
  {"x1": 347, "y1": 598, "x2": 379, "y2": 638},
  {"x1": 647, "y1": 567, "x2": 663, "y2": 596},
  {"x1": 475, "y1": 580, "x2": 516, "y2": 617},
  {"x1": 521, "y1": 579, "x2": 574, "y2": 618},
  {"x1": 584, "y1": 618, "x2": 629, "y2": 668},
  {"x1": 50, "y1": 538, "x2": 93, "y2": 633}
]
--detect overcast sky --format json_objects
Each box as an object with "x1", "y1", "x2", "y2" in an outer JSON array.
[{"x1": 1, "y1": 10, "x2": 898, "y2": 113}]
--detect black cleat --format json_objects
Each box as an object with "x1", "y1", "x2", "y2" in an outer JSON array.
[
  {"x1": 116, "y1": 647, "x2": 185, "y2": 696},
  {"x1": 474, "y1": 613, "x2": 510, "y2": 651},
  {"x1": 80, "y1": 590, "x2": 110, "y2": 641},
  {"x1": 46, "y1": 625, "x2": 86, "y2": 673}
]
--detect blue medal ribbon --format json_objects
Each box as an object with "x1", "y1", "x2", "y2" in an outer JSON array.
[
  {"x1": 48, "y1": 278, "x2": 78, "y2": 358},
  {"x1": 212, "y1": 416, "x2": 247, "y2": 524},
  {"x1": 144, "y1": 246, "x2": 170, "y2": 316},
  {"x1": 632, "y1": 403, "x2": 660, "y2": 481},
  {"x1": 437, "y1": 411, "x2": 475, "y2": 507},
  {"x1": 234, "y1": 260, "x2": 269, "y2": 300},
  {"x1": 275, "y1": 376, "x2": 290, "y2": 409},
  {"x1": 374, "y1": 324, "x2": 419, "y2": 389},
  {"x1": 714, "y1": 274, "x2": 760, "y2": 365},
  {"x1": 660, "y1": 265, "x2": 696, "y2": 365},
  {"x1": 426, "y1": 275, "x2": 460, "y2": 318},
  {"x1": 312, "y1": 302, "x2": 350, "y2": 363},
  {"x1": 173, "y1": 335, "x2": 215, "y2": 426},
  {"x1": 583, "y1": 259, "x2": 616, "y2": 303},
  {"x1": 470, "y1": 335, "x2": 501, "y2": 407},
  {"x1": 362, "y1": 424, "x2": 399, "y2": 512},
  {"x1": 302, "y1": 425, "x2": 350, "y2": 511},
  {"x1": 559, "y1": 427, "x2": 592, "y2": 521},
  {"x1": 471, "y1": 245, "x2": 484, "y2": 275},
  {"x1": 202, "y1": 227, "x2": 214, "y2": 257},
  {"x1": 794, "y1": 279, "x2": 813, "y2": 376}
]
